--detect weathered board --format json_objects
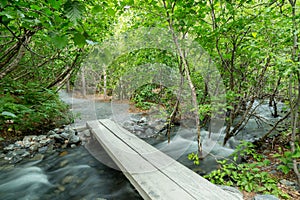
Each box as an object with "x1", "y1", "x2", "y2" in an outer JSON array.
[{"x1": 87, "y1": 119, "x2": 241, "y2": 200}]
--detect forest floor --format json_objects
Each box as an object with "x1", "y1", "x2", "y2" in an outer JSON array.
[{"x1": 243, "y1": 137, "x2": 300, "y2": 200}]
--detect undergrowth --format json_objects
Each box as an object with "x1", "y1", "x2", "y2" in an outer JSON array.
[
  {"x1": 0, "y1": 78, "x2": 74, "y2": 140},
  {"x1": 188, "y1": 141, "x2": 290, "y2": 199}
]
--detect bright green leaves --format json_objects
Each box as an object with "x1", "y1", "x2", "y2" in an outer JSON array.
[
  {"x1": 273, "y1": 143, "x2": 300, "y2": 175},
  {"x1": 106, "y1": 8, "x2": 116, "y2": 16},
  {"x1": 252, "y1": 32, "x2": 258, "y2": 38},
  {"x1": 92, "y1": 5, "x2": 103, "y2": 13},
  {"x1": 48, "y1": 0, "x2": 64, "y2": 10},
  {"x1": 0, "y1": 79, "x2": 73, "y2": 136},
  {"x1": 52, "y1": 33, "x2": 69, "y2": 49},
  {"x1": 188, "y1": 152, "x2": 200, "y2": 165},
  {"x1": 0, "y1": 5, "x2": 18, "y2": 25},
  {"x1": 30, "y1": 4, "x2": 42, "y2": 11},
  {"x1": 0, "y1": 0, "x2": 8, "y2": 8},
  {"x1": 203, "y1": 142, "x2": 289, "y2": 198},
  {"x1": 49, "y1": 29, "x2": 87, "y2": 49},
  {"x1": 63, "y1": 0, "x2": 85, "y2": 25},
  {"x1": 73, "y1": 32, "x2": 86, "y2": 48}
]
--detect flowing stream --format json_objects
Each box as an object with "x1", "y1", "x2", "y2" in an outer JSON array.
[{"x1": 0, "y1": 91, "x2": 284, "y2": 199}]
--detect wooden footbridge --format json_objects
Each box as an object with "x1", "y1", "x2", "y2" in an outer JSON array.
[{"x1": 87, "y1": 119, "x2": 241, "y2": 200}]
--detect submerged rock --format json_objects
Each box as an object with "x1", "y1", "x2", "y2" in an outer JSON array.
[
  {"x1": 69, "y1": 135, "x2": 80, "y2": 144},
  {"x1": 252, "y1": 194, "x2": 279, "y2": 200},
  {"x1": 82, "y1": 129, "x2": 91, "y2": 137},
  {"x1": 0, "y1": 125, "x2": 83, "y2": 164},
  {"x1": 218, "y1": 185, "x2": 243, "y2": 200},
  {"x1": 4, "y1": 144, "x2": 15, "y2": 151},
  {"x1": 60, "y1": 132, "x2": 70, "y2": 139}
]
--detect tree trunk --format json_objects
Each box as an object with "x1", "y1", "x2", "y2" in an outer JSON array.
[
  {"x1": 289, "y1": 74, "x2": 300, "y2": 186},
  {"x1": 81, "y1": 66, "x2": 86, "y2": 97},
  {"x1": 47, "y1": 50, "x2": 81, "y2": 89},
  {"x1": 103, "y1": 68, "x2": 107, "y2": 99},
  {"x1": 289, "y1": 0, "x2": 300, "y2": 185},
  {"x1": 162, "y1": 0, "x2": 203, "y2": 157},
  {"x1": 66, "y1": 79, "x2": 71, "y2": 93}
]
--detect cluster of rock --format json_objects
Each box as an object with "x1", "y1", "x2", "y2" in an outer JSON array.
[
  {"x1": 218, "y1": 185, "x2": 281, "y2": 200},
  {"x1": 122, "y1": 114, "x2": 166, "y2": 138},
  {"x1": 0, "y1": 125, "x2": 89, "y2": 164}
]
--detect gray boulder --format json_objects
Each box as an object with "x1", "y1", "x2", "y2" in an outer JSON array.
[
  {"x1": 252, "y1": 194, "x2": 279, "y2": 200},
  {"x1": 218, "y1": 185, "x2": 243, "y2": 200}
]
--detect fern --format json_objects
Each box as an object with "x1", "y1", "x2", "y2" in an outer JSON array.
[{"x1": 63, "y1": 0, "x2": 85, "y2": 25}]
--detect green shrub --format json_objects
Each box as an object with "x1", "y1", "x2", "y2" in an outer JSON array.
[
  {"x1": 273, "y1": 143, "x2": 300, "y2": 175},
  {"x1": 131, "y1": 83, "x2": 176, "y2": 111},
  {"x1": 0, "y1": 79, "x2": 73, "y2": 138},
  {"x1": 188, "y1": 141, "x2": 289, "y2": 199}
]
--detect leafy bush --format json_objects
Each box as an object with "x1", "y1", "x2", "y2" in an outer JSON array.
[
  {"x1": 188, "y1": 152, "x2": 200, "y2": 165},
  {"x1": 131, "y1": 83, "x2": 176, "y2": 111},
  {"x1": 273, "y1": 143, "x2": 300, "y2": 175},
  {"x1": 188, "y1": 141, "x2": 289, "y2": 199},
  {"x1": 0, "y1": 79, "x2": 73, "y2": 138}
]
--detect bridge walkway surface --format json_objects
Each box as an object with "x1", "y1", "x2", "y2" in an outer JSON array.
[{"x1": 87, "y1": 119, "x2": 242, "y2": 200}]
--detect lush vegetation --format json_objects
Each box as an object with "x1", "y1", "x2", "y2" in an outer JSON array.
[
  {"x1": 1, "y1": 0, "x2": 300, "y2": 196},
  {"x1": 0, "y1": 78, "x2": 73, "y2": 138},
  {"x1": 189, "y1": 140, "x2": 300, "y2": 198},
  {"x1": 204, "y1": 142, "x2": 291, "y2": 198},
  {"x1": 0, "y1": 0, "x2": 115, "y2": 138}
]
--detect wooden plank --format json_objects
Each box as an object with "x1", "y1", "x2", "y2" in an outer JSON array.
[
  {"x1": 87, "y1": 120, "x2": 196, "y2": 200},
  {"x1": 99, "y1": 119, "x2": 241, "y2": 200}
]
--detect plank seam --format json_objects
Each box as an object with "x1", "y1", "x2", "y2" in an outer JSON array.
[{"x1": 98, "y1": 119, "x2": 199, "y2": 200}]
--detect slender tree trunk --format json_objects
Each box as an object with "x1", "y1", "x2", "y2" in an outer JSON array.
[
  {"x1": 162, "y1": 0, "x2": 203, "y2": 158},
  {"x1": 165, "y1": 61, "x2": 184, "y2": 143},
  {"x1": 288, "y1": 0, "x2": 300, "y2": 185},
  {"x1": 66, "y1": 79, "x2": 71, "y2": 93},
  {"x1": 81, "y1": 66, "x2": 86, "y2": 97},
  {"x1": 0, "y1": 36, "x2": 32, "y2": 79},
  {"x1": 103, "y1": 68, "x2": 107, "y2": 100},
  {"x1": 47, "y1": 49, "x2": 81, "y2": 89},
  {"x1": 289, "y1": 74, "x2": 300, "y2": 186}
]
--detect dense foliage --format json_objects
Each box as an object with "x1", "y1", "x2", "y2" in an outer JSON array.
[
  {"x1": 0, "y1": 0, "x2": 117, "y2": 138},
  {"x1": 0, "y1": 78, "x2": 73, "y2": 138},
  {"x1": 203, "y1": 141, "x2": 290, "y2": 198}
]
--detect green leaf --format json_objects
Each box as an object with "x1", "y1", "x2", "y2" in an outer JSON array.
[
  {"x1": 73, "y1": 32, "x2": 86, "y2": 47},
  {"x1": 257, "y1": 186, "x2": 266, "y2": 192},
  {"x1": 52, "y1": 34, "x2": 68, "y2": 49},
  {"x1": 92, "y1": 5, "x2": 103, "y2": 12},
  {"x1": 30, "y1": 5, "x2": 42, "y2": 11},
  {"x1": 292, "y1": 151, "x2": 300, "y2": 158},
  {"x1": 273, "y1": 153, "x2": 281, "y2": 158},
  {"x1": 48, "y1": 0, "x2": 63, "y2": 9},
  {"x1": 252, "y1": 32, "x2": 257, "y2": 38},
  {"x1": 277, "y1": 165, "x2": 290, "y2": 174},
  {"x1": 0, "y1": 10, "x2": 15, "y2": 19},
  {"x1": 0, "y1": 0, "x2": 8, "y2": 8},
  {"x1": 64, "y1": 0, "x2": 85, "y2": 24},
  {"x1": 106, "y1": 8, "x2": 115, "y2": 16},
  {"x1": 245, "y1": 184, "x2": 253, "y2": 192},
  {"x1": 263, "y1": 159, "x2": 271, "y2": 165},
  {"x1": 1, "y1": 111, "x2": 17, "y2": 118}
]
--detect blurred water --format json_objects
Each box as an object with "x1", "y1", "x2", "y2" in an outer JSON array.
[{"x1": 0, "y1": 146, "x2": 142, "y2": 200}]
